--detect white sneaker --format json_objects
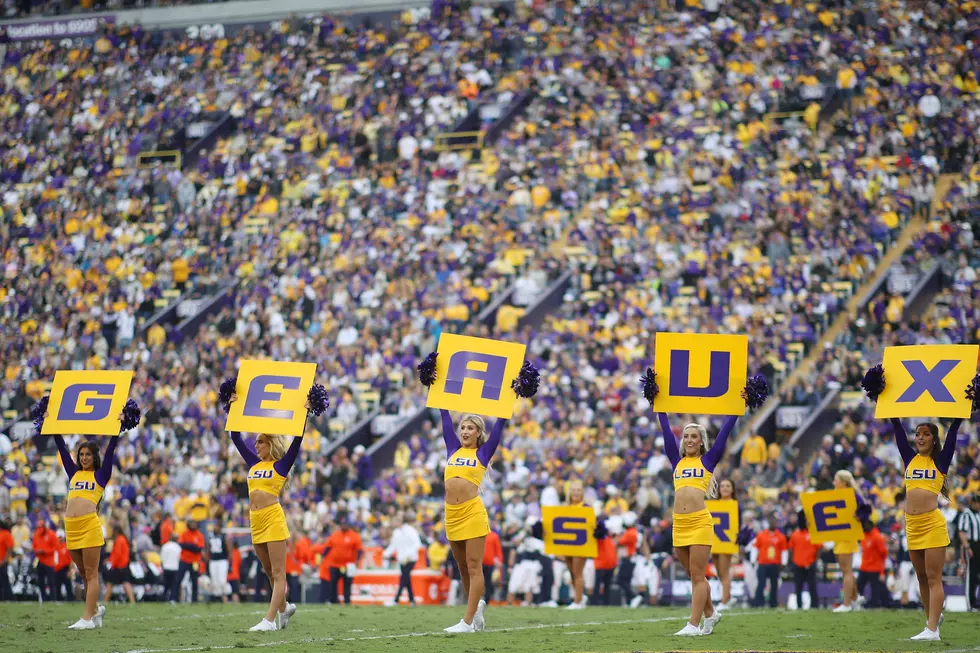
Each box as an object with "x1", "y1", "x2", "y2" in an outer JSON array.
[
  {"x1": 581, "y1": 595, "x2": 589, "y2": 607},
  {"x1": 473, "y1": 599, "x2": 486, "y2": 632},
  {"x1": 833, "y1": 604, "x2": 852, "y2": 613},
  {"x1": 249, "y1": 619, "x2": 279, "y2": 632},
  {"x1": 93, "y1": 605, "x2": 106, "y2": 628},
  {"x1": 68, "y1": 619, "x2": 96, "y2": 630},
  {"x1": 701, "y1": 611, "x2": 721, "y2": 635},
  {"x1": 674, "y1": 623, "x2": 702, "y2": 636},
  {"x1": 541, "y1": 600, "x2": 558, "y2": 608},
  {"x1": 910, "y1": 627, "x2": 940, "y2": 641},
  {"x1": 726, "y1": 598, "x2": 738, "y2": 609},
  {"x1": 278, "y1": 603, "x2": 296, "y2": 630},
  {"x1": 384, "y1": 600, "x2": 397, "y2": 607},
  {"x1": 629, "y1": 595, "x2": 643, "y2": 608},
  {"x1": 566, "y1": 601, "x2": 585, "y2": 610},
  {"x1": 444, "y1": 619, "x2": 475, "y2": 633}
]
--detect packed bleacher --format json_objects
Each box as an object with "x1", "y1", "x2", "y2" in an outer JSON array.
[{"x1": 2, "y1": 0, "x2": 980, "y2": 611}]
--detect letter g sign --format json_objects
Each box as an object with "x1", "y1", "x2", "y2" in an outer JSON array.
[
  {"x1": 58, "y1": 384, "x2": 116, "y2": 421},
  {"x1": 243, "y1": 375, "x2": 301, "y2": 420}
]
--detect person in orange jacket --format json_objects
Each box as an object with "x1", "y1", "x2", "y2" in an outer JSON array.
[
  {"x1": 0, "y1": 517, "x2": 15, "y2": 601},
  {"x1": 52, "y1": 530, "x2": 73, "y2": 601},
  {"x1": 752, "y1": 514, "x2": 788, "y2": 608},
  {"x1": 315, "y1": 515, "x2": 363, "y2": 604},
  {"x1": 482, "y1": 526, "x2": 502, "y2": 604},
  {"x1": 104, "y1": 524, "x2": 136, "y2": 604},
  {"x1": 857, "y1": 518, "x2": 889, "y2": 608},
  {"x1": 788, "y1": 510, "x2": 821, "y2": 609},
  {"x1": 286, "y1": 532, "x2": 313, "y2": 603},
  {"x1": 32, "y1": 520, "x2": 59, "y2": 601},
  {"x1": 592, "y1": 521, "x2": 617, "y2": 605},
  {"x1": 177, "y1": 521, "x2": 205, "y2": 602},
  {"x1": 227, "y1": 544, "x2": 242, "y2": 603}
]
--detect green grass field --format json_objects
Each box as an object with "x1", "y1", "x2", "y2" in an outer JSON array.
[{"x1": 1, "y1": 603, "x2": 978, "y2": 653}]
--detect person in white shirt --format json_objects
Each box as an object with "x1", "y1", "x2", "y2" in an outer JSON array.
[
  {"x1": 383, "y1": 513, "x2": 423, "y2": 606},
  {"x1": 160, "y1": 534, "x2": 182, "y2": 603}
]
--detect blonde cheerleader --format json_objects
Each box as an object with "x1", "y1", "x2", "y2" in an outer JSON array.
[
  {"x1": 417, "y1": 353, "x2": 539, "y2": 633},
  {"x1": 220, "y1": 378, "x2": 329, "y2": 632},
  {"x1": 642, "y1": 369, "x2": 767, "y2": 636}
]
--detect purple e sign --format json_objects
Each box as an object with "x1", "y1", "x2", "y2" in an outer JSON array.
[{"x1": 242, "y1": 375, "x2": 301, "y2": 420}]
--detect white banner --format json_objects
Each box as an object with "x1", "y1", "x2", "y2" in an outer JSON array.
[{"x1": 775, "y1": 405, "x2": 810, "y2": 430}]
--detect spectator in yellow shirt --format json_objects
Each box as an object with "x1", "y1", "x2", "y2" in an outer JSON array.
[{"x1": 740, "y1": 433, "x2": 769, "y2": 468}]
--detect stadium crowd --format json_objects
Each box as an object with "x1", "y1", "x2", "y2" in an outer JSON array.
[{"x1": 2, "y1": 0, "x2": 980, "y2": 613}]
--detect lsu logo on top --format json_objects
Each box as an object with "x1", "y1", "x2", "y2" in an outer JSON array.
[
  {"x1": 42, "y1": 370, "x2": 135, "y2": 436},
  {"x1": 225, "y1": 360, "x2": 318, "y2": 437},
  {"x1": 874, "y1": 344, "x2": 979, "y2": 419},
  {"x1": 675, "y1": 468, "x2": 706, "y2": 479},
  {"x1": 653, "y1": 333, "x2": 749, "y2": 416},
  {"x1": 425, "y1": 334, "x2": 528, "y2": 419}
]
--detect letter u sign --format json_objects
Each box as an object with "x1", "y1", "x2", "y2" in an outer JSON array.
[{"x1": 653, "y1": 333, "x2": 749, "y2": 416}]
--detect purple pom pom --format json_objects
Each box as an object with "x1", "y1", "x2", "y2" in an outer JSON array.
[
  {"x1": 307, "y1": 383, "x2": 330, "y2": 417},
  {"x1": 511, "y1": 361, "x2": 540, "y2": 398},
  {"x1": 218, "y1": 377, "x2": 238, "y2": 413},
  {"x1": 120, "y1": 399, "x2": 141, "y2": 432},
  {"x1": 741, "y1": 375, "x2": 769, "y2": 410},
  {"x1": 640, "y1": 368, "x2": 658, "y2": 404},
  {"x1": 855, "y1": 503, "x2": 872, "y2": 522},
  {"x1": 593, "y1": 519, "x2": 609, "y2": 540},
  {"x1": 736, "y1": 527, "x2": 755, "y2": 546},
  {"x1": 31, "y1": 395, "x2": 50, "y2": 437},
  {"x1": 861, "y1": 364, "x2": 885, "y2": 402},
  {"x1": 966, "y1": 373, "x2": 980, "y2": 413},
  {"x1": 417, "y1": 352, "x2": 438, "y2": 387}
]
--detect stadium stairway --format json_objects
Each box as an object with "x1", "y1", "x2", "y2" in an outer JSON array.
[{"x1": 738, "y1": 173, "x2": 961, "y2": 457}]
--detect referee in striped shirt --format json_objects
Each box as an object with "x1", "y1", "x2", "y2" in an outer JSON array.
[{"x1": 957, "y1": 494, "x2": 980, "y2": 612}]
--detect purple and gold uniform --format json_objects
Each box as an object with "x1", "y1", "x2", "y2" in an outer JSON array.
[
  {"x1": 891, "y1": 418, "x2": 961, "y2": 551},
  {"x1": 441, "y1": 410, "x2": 504, "y2": 542},
  {"x1": 231, "y1": 432, "x2": 302, "y2": 544},
  {"x1": 658, "y1": 414, "x2": 738, "y2": 547},
  {"x1": 53, "y1": 435, "x2": 118, "y2": 550}
]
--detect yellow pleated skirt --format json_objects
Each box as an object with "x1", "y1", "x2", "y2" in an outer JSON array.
[
  {"x1": 834, "y1": 540, "x2": 859, "y2": 555},
  {"x1": 65, "y1": 513, "x2": 105, "y2": 551},
  {"x1": 906, "y1": 509, "x2": 949, "y2": 551},
  {"x1": 250, "y1": 503, "x2": 290, "y2": 544},
  {"x1": 445, "y1": 496, "x2": 490, "y2": 542},
  {"x1": 672, "y1": 509, "x2": 714, "y2": 547}
]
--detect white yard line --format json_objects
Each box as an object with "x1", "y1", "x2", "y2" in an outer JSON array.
[{"x1": 124, "y1": 612, "x2": 751, "y2": 653}]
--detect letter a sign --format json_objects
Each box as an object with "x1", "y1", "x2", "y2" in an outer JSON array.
[
  {"x1": 653, "y1": 333, "x2": 748, "y2": 415},
  {"x1": 225, "y1": 360, "x2": 318, "y2": 436},
  {"x1": 874, "y1": 345, "x2": 978, "y2": 419},
  {"x1": 425, "y1": 334, "x2": 527, "y2": 419}
]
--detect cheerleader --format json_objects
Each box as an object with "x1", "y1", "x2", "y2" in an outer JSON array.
[
  {"x1": 31, "y1": 396, "x2": 141, "y2": 630},
  {"x1": 562, "y1": 479, "x2": 592, "y2": 610},
  {"x1": 711, "y1": 479, "x2": 738, "y2": 610},
  {"x1": 645, "y1": 370, "x2": 765, "y2": 636},
  {"x1": 417, "y1": 354, "x2": 538, "y2": 634},
  {"x1": 862, "y1": 365, "x2": 974, "y2": 640},
  {"x1": 831, "y1": 470, "x2": 865, "y2": 613},
  {"x1": 221, "y1": 379, "x2": 329, "y2": 632},
  {"x1": 890, "y1": 417, "x2": 963, "y2": 641},
  {"x1": 438, "y1": 409, "x2": 502, "y2": 632}
]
